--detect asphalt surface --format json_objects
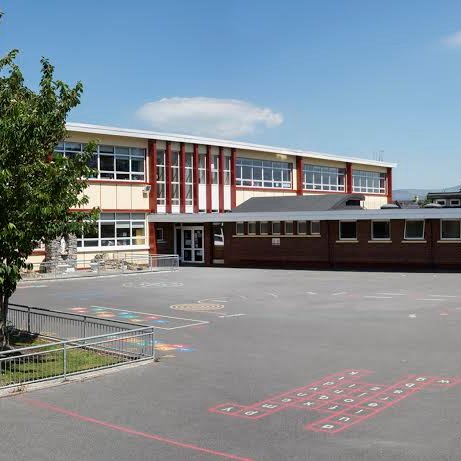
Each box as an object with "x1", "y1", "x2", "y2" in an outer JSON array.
[{"x1": 4, "y1": 267, "x2": 461, "y2": 460}]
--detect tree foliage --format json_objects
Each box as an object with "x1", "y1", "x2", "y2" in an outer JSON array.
[{"x1": 0, "y1": 17, "x2": 97, "y2": 347}]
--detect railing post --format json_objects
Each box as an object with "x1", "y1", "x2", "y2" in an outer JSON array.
[
  {"x1": 63, "y1": 343, "x2": 67, "y2": 380},
  {"x1": 83, "y1": 316, "x2": 87, "y2": 340},
  {"x1": 152, "y1": 328, "x2": 156, "y2": 360},
  {"x1": 27, "y1": 306, "x2": 31, "y2": 334}
]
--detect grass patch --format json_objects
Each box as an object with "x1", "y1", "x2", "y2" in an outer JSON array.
[{"x1": 0, "y1": 332, "x2": 130, "y2": 387}]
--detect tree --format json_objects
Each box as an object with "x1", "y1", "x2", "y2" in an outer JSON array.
[{"x1": 0, "y1": 16, "x2": 97, "y2": 349}]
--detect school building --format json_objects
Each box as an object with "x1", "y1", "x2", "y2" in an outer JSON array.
[{"x1": 31, "y1": 122, "x2": 402, "y2": 268}]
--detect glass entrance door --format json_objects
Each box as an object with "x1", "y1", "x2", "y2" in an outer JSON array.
[{"x1": 182, "y1": 226, "x2": 204, "y2": 263}]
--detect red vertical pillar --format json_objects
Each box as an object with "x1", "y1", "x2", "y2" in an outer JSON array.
[
  {"x1": 346, "y1": 162, "x2": 353, "y2": 194},
  {"x1": 230, "y1": 148, "x2": 237, "y2": 209},
  {"x1": 148, "y1": 222, "x2": 158, "y2": 255},
  {"x1": 165, "y1": 141, "x2": 172, "y2": 213},
  {"x1": 387, "y1": 167, "x2": 393, "y2": 203},
  {"x1": 193, "y1": 144, "x2": 199, "y2": 213},
  {"x1": 147, "y1": 139, "x2": 157, "y2": 213},
  {"x1": 206, "y1": 145, "x2": 212, "y2": 213},
  {"x1": 179, "y1": 142, "x2": 186, "y2": 213},
  {"x1": 296, "y1": 156, "x2": 303, "y2": 196},
  {"x1": 218, "y1": 147, "x2": 225, "y2": 212}
]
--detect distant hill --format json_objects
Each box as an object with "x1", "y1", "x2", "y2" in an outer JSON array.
[{"x1": 393, "y1": 185, "x2": 461, "y2": 202}]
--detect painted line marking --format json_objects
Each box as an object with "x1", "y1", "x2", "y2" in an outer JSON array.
[
  {"x1": 376, "y1": 293, "x2": 405, "y2": 296},
  {"x1": 306, "y1": 292, "x2": 317, "y2": 295},
  {"x1": 332, "y1": 292, "x2": 347, "y2": 296},
  {"x1": 428, "y1": 295, "x2": 457, "y2": 298},
  {"x1": 17, "y1": 285, "x2": 48, "y2": 289},
  {"x1": 218, "y1": 314, "x2": 246, "y2": 319},
  {"x1": 363, "y1": 296, "x2": 393, "y2": 299},
  {"x1": 90, "y1": 306, "x2": 209, "y2": 330},
  {"x1": 20, "y1": 397, "x2": 252, "y2": 461},
  {"x1": 265, "y1": 293, "x2": 279, "y2": 298},
  {"x1": 417, "y1": 299, "x2": 445, "y2": 302},
  {"x1": 409, "y1": 314, "x2": 416, "y2": 318},
  {"x1": 198, "y1": 298, "x2": 229, "y2": 304}
]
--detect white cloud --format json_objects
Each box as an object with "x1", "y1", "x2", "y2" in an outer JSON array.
[
  {"x1": 136, "y1": 97, "x2": 283, "y2": 138},
  {"x1": 441, "y1": 30, "x2": 461, "y2": 47}
]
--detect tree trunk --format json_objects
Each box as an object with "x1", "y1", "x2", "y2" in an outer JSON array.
[{"x1": 0, "y1": 295, "x2": 9, "y2": 350}]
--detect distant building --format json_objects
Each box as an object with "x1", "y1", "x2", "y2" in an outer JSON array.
[{"x1": 426, "y1": 191, "x2": 461, "y2": 208}]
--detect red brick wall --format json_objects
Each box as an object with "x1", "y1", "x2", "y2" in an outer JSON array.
[{"x1": 223, "y1": 219, "x2": 461, "y2": 270}]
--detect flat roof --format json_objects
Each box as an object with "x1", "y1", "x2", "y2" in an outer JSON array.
[
  {"x1": 66, "y1": 122, "x2": 397, "y2": 168},
  {"x1": 148, "y1": 208, "x2": 461, "y2": 223}
]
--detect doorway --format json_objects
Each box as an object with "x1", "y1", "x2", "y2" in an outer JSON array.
[{"x1": 181, "y1": 226, "x2": 204, "y2": 263}]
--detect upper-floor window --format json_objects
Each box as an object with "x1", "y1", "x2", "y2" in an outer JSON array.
[
  {"x1": 156, "y1": 150, "x2": 166, "y2": 205},
  {"x1": 55, "y1": 142, "x2": 146, "y2": 181},
  {"x1": 352, "y1": 170, "x2": 386, "y2": 194},
  {"x1": 303, "y1": 164, "x2": 345, "y2": 191},
  {"x1": 236, "y1": 158, "x2": 292, "y2": 189}
]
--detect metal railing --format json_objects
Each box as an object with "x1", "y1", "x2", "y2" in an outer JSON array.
[
  {"x1": 0, "y1": 326, "x2": 155, "y2": 389},
  {"x1": 8, "y1": 303, "x2": 140, "y2": 340},
  {"x1": 21, "y1": 254, "x2": 179, "y2": 280}
]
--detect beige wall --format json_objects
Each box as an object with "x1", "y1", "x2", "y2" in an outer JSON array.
[
  {"x1": 67, "y1": 132, "x2": 147, "y2": 149},
  {"x1": 236, "y1": 189, "x2": 297, "y2": 206},
  {"x1": 362, "y1": 195, "x2": 388, "y2": 209},
  {"x1": 81, "y1": 183, "x2": 149, "y2": 210}
]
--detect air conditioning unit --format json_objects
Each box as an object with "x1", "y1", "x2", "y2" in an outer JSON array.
[{"x1": 143, "y1": 185, "x2": 152, "y2": 193}]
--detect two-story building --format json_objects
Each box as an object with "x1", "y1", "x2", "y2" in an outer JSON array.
[{"x1": 30, "y1": 122, "x2": 396, "y2": 267}]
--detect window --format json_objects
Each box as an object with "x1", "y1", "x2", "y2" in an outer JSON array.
[
  {"x1": 303, "y1": 164, "x2": 345, "y2": 191},
  {"x1": 404, "y1": 220, "x2": 425, "y2": 240},
  {"x1": 156, "y1": 150, "x2": 166, "y2": 205},
  {"x1": 54, "y1": 142, "x2": 146, "y2": 181},
  {"x1": 224, "y1": 156, "x2": 231, "y2": 185},
  {"x1": 213, "y1": 223, "x2": 224, "y2": 245},
  {"x1": 77, "y1": 213, "x2": 146, "y2": 248},
  {"x1": 248, "y1": 222, "x2": 257, "y2": 235},
  {"x1": 171, "y1": 151, "x2": 180, "y2": 206},
  {"x1": 285, "y1": 221, "x2": 293, "y2": 235},
  {"x1": 199, "y1": 154, "x2": 207, "y2": 184},
  {"x1": 156, "y1": 228, "x2": 164, "y2": 242},
  {"x1": 311, "y1": 221, "x2": 321, "y2": 235},
  {"x1": 272, "y1": 221, "x2": 281, "y2": 235},
  {"x1": 185, "y1": 152, "x2": 193, "y2": 206},
  {"x1": 212, "y1": 155, "x2": 219, "y2": 185},
  {"x1": 236, "y1": 222, "x2": 244, "y2": 235},
  {"x1": 436, "y1": 199, "x2": 446, "y2": 206},
  {"x1": 441, "y1": 220, "x2": 461, "y2": 240},
  {"x1": 372, "y1": 221, "x2": 390, "y2": 240},
  {"x1": 450, "y1": 199, "x2": 460, "y2": 207},
  {"x1": 260, "y1": 222, "x2": 269, "y2": 235},
  {"x1": 297, "y1": 221, "x2": 307, "y2": 235},
  {"x1": 236, "y1": 158, "x2": 292, "y2": 189},
  {"x1": 352, "y1": 170, "x2": 386, "y2": 194},
  {"x1": 339, "y1": 221, "x2": 357, "y2": 240}
]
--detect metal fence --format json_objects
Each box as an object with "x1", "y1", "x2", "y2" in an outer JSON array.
[
  {"x1": 0, "y1": 326, "x2": 155, "y2": 389},
  {"x1": 21, "y1": 254, "x2": 179, "y2": 280},
  {"x1": 8, "y1": 303, "x2": 139, "y2": 340}
]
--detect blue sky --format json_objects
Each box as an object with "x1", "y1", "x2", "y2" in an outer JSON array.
[{"x1": 2, "y1": 0, "x2": 461, "y2": 189}]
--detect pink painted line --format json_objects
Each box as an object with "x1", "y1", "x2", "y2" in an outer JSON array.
[{"x1": 19, "y1": 397, "x2": 253, "y2": 461}]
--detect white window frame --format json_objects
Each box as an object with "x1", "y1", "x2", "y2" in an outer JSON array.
[
  {"x1": 236, "y1": 222, "x2": 245, "y2": 236},
  {"x1": 236, "y1": 157, "x2": 293, "y2": 189},
  {"x1": 156, "y1": 149, "x2": 166, "y2": 205},
  {"x1": 450, "y1": 199, "x2": 460, "y2": 207},
  {"x1": 303, "y1": 164, "x2": 345, "y2": 191},
  {"x1": 260, "y1": 221, "x2": 269, "y2": 235},
  {"x1": 185, "y1": 152, "x2": 194, "y2": 206},
  {"x1": 77, "y1": 213, "x2": 147, "y2": 249},
  {"x1": 436, "y1": 199, "x2": 447, "y2": 206},
  {"x1": 272, "y1": 221, "x2": 281, "y2": 235},
  {"x1": 404, "y1": 220, "x2": 425, "y2": 240},
  {"x1": 371, "y1": 220, "x2": 391, "y2": 241},
  {"x1": 352, "y1": 170, "x2": 386, "y2": 194},
  {"x1": 310, "y1": 221, "x2": 321, "y2": 235},
  {"x1": 339, "y1": 221, "x2": 357, "y2": 241},
  {"x1": 284, "y1": 221, "x2": 294, "y2": 235},
  {"x1": 156, "y1": 227, "x2": 164, "y2": 242},
  {"x1": 55, "y1": 142, "x2": 146, "y2": 182},
  {"x1": 297, "y1": 221, "x2": 307, "y2": 235},
  {"x1": 248, "y1": 222, "x2": 257, "y2": 235},
  {"x1": 440, "y1": 219, "x2": 461, "y2": 240},
  {"x1": 171, "y1": 151, "x2": 180, "y2": 206}
]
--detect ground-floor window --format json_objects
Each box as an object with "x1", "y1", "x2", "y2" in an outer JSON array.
[
  {"x1": 339, "y1": 221, "x2": 357, "y2": 240},
  {"x1": 404, "y1": 220, "x2": 425, "y2": 240},
  {"x1": 77, "y1": 213, "x2": 146, "y2": 248},
  {"x1": 441, "y1": 220, "x2": 461, "y2": 240},
  {"x1": 310, "y1": 221, "x2": 321, "y2": 235},
  {"x1": 236, "y1": 222, "x2": 245, "y2": 235},
  {"x1": 372, "y1": 221, "x2": 390, "y2": 240},
  {"x1": 155, "y1": 227, "x2": 165, "y2": 242}
]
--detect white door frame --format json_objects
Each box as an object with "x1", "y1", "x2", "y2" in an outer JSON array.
[{"x1": 181, "y1": 226, "x2": 205, "y2": 264}]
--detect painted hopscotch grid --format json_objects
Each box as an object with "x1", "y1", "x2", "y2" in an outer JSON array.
[
  {"x1": 209, "y1": 369, "x2": 461, "y2": 434},
  {"x1": 69, "y1": 306, "x2": 209, "y2": 330}
]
